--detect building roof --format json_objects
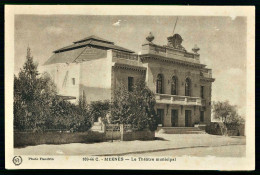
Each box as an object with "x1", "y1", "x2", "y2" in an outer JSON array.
[
  {"x1": 44, "y1": 35, "x2": 135, "y2": 65},
  {"x1": 73, "y1": 35, "x2": 114, "y2": 44},
  {"x1": 44, "y1": 47, "x2": 86, "y2": 65},
  {"x1": 53, "y1": 35, "x2": 134, "y2": 53}
]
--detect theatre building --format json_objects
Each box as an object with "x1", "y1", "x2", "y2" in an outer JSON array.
[{"x1": 42, "y1": 32, "x2": 214, "y2": 128}]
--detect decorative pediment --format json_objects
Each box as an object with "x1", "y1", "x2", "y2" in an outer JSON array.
[{"x1": 167, "y1": 34, "x2": 186, "y2": 51}]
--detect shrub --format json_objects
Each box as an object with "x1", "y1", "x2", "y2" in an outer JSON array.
[
  {"x1": 206, "y1": 122, "x2": 227, "y2": 135},
  {"x1": 212, "y1": 101, "x2": 245, "y2": 135},
  {"x1": 111, "y1": 79, "x2": 158, "y2": 131},
  {"x1": 49, "y1": 97, "x2": 91, "y2": 132},
  {"x1": 88, "y1": 100, "x2": 110, "y2": 123}
]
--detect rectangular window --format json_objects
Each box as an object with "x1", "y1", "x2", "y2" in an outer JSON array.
[
  {"x1": 200, "y1": 86, "x2": 204, "y2": 99},
  {"x1": 72, "y1": 78, "x2": 75, "y2": 85},
  {"x1": 128, "y1": 77, "x2": 134, "y2": 92},
  {"x1": 200, "y1": 111, "x2": 204, "y2": 122},
  {"x1": 157, "y1": 109, "x2": 164, "y2": 126}
]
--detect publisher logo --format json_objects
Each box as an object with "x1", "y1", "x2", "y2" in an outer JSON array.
[{"x1": 13, "y1": 156, "x2": 22, "y2": 166}]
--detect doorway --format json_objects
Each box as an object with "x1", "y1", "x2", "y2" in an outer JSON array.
[
  {"x1": 171, "y1": 110, "x2": 178, "y2": 127},
  {"x1": 157, "y1": 109, "x2": 164, "y2": 126},
  {"x1": 185, "y1": 110, "x2": 192, "y2": 127}
]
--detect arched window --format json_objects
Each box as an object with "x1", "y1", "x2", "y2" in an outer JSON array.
[
  {"x1": 171, "y1": 76, "x2": 178, "y2": 95},
  {"x1": 185, "y1": 78, "x2": 191, "y2": 96},
  {"x1": 156, "y1": 74, "x2": 163, "y2": 94}
]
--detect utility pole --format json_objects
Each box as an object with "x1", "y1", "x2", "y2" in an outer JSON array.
[{"x1": 173, "y1": 17, "x2": 179, "y2": 35}]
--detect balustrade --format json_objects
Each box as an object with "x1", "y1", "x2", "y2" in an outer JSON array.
[
  {"x1": 155, "y1": 93, "x2": 205, "y2": 106},
  {"x1": 112, "y1": 50, "x2": 138, "y2": 61}
]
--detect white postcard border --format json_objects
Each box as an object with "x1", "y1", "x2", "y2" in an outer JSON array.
[{"x1": 5, "y1": 5, "x2": 255, "y2": 170}]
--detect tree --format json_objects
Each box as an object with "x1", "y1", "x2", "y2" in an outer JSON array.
[
  {"x1": 14, "y1": 47, "x2": 57, "y2": 131},
  {"x1": 110, "y1": 83, "x2": 132, "y2": 124},
  {"x1": 130, "y1": 79, "x2": 158, "y2": 131},
  {"x1": 212, "y1": 100, "x2": 245, "y2": 135},
  {"x1": 14, "y1": 47, "x2": 92, "y2": 132},
  {"x1": 111, "y1": 79, "x2": 158, "y2": 131}
]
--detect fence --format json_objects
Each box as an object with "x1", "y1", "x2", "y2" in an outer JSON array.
[
  {"x1": 105, "y1": 124, "x2": 138, "y2": 132},
  {"x1": 14, "y1": 124, "x2": 155, "y2": 147},
  {"x1": 104, "y1": 124, "x2": 146, "y2": 141},
  {"x1": 14, "y1": 129, "x2": 70, "y2": 133},
  {"x1": 14, "y1": 131, "x2": 105, "y2": 147}
]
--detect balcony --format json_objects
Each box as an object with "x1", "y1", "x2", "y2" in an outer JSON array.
[
  {"x1": 141, "y1": 43, "x2": 200, "y2": 64},
  {"x1": 155, "y1": 94, "x2": 205, "y2": 106},
  {"x1": 112, "y1": 50, "x2": 138, "y2": 61},
  {"x1": 200, "y1": 69, "x2": 212, "y2": 78},
  {"x1": 111, "y1": 50, "x2": 144, "y2": 68}
]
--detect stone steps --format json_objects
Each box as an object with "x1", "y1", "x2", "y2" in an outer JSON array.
[{"x1": 157, "y1": 127, "x2": 206, "y2": 134}]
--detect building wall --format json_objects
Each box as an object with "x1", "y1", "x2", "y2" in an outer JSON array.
[
  {"x1": 42, "y1": 48, "x2": 113, "y2": 104},
  {"x1": 155, "y1": 104, "x2": 201, "y2": 127},
  {"x1": 79, "y1": 56, "x2": 112, "y2": 103},
  {"x1": 42, "y1": 45, "x2": 213, "y2": 127},
  {"x1": 41, "y1": 63, "x2": 80, "y2": 103},
  {"x1": 200, "y1": 80, "x2": 213, "y2": 125},
  {"x1": 144, "y1": 59, "x2": 201, "y2": 97},
  {"x1": 143, "y1": 59, "x2": 212, "y2": 127},
  {"x1": 112, "y1": 67, "x2": 146, "y2": 92}
]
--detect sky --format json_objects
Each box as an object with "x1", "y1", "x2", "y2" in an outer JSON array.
[{"x1": 14, "y1": 15, "x2": 247, "y2": 116}]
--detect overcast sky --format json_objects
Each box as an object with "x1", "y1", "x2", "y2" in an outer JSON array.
[{"x1": 14, "y1": 15, "x2": 247, "y2": 116}]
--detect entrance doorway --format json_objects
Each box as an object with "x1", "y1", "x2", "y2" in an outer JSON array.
[
  {"x1": 171, "y1": 110, "x2": 178, "y2": 127},
  {"x1": 157, "y1": 109, "x2": 164, "y2": 126},
  {"x1": 185, "y1": 110, "x2": 192, "y2": 127}
]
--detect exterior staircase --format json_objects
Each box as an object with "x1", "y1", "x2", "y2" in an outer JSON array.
[{"x1": 157, "y1": 127, "x2": 206, "y2": 134}]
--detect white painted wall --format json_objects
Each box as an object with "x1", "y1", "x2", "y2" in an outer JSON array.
[
  {"x1": 78, "y1": 51, "x2": 112, "y2": 102},
  {"x1": 40, "y1": 63, "x2": 80, "y2": 103}
]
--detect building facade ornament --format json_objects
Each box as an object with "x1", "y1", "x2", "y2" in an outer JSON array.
[
  {"x1": 167, "y1": 34, "x2": 186, "y2": 51},
  {"x1": 192, "y1": 44, "x2": 200, "y2": 54},
  {"x1": 146, "y1": 32, "x2": 155, "y2": 43}
]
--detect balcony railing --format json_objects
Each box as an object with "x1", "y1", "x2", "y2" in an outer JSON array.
[
  {"x1": 155, "y1": 93, "x2": 205, "y2": 106},
  {"x1": 112, "y1": 50, "x2": 138, "y2": 61},
  {"x1": 141, "y1": 43, "x2": 200, "y2": 63},
  {"x1": 200, "y1": 69, "x2": 212, "y2": 78}
]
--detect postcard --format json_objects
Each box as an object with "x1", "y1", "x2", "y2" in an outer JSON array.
[{"x1": 5, "y1": 5, "x2": 255, "y2": 170}]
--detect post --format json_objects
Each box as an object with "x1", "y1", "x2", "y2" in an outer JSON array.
[
  {"x1": 120, "y1": 124, "x2": 124, "y2": 141},
  {"x1": 102, "y1": 123, "x2": 106, "y2": 133}
]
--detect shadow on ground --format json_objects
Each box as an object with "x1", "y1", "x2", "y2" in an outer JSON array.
[{"x1": 153, "y1": 137, "x2": 169, "y2": 141}]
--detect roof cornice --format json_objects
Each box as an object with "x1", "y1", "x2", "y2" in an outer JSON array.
[
  {"x1": 113, "y1": 63, "x2": 146, "y2": 72},
  {"x1": 200, "y1": 77, "x2": 215, "y2": 82},
  {"x1": 140, "y1": 54, "x2": 206, "y2": 69}
]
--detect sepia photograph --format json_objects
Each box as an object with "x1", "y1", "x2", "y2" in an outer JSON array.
[{"x1": 5, "y1": 5, "x2": 255, "y2": 170}]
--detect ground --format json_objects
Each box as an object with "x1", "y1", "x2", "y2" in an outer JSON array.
[{"x1": 14, "y1": 133, "x2": 246, "y2": 157}]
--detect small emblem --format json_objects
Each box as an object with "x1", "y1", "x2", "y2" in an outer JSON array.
[{"x1": 13, "y1": 156, "x2": 22, "y2": 166}]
